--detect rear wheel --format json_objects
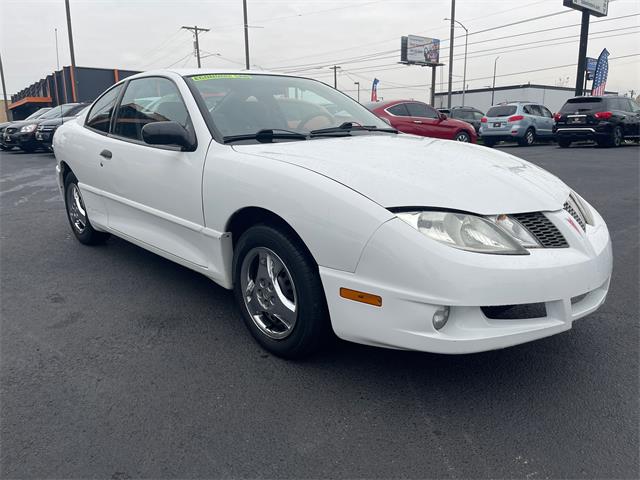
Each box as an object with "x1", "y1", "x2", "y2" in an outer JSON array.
[
  {"x1": 233, "y1": 225, "x2": 331, "y2": 358},
  {"x1": 558, "y1": 138, "x2": 571, "y2": 148},
  {"x1": 64, "y1": 172, "x2": 110, "y2": 245},
  {"x1": 455, "y1": 131, "x2": 471, "y2": 143},
  {"x1": 518, "y1": 128, "x2": 535, "y2": 147}
]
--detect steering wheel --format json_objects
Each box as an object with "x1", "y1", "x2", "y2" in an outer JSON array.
[{"x1": 298, "y1": 112, "x2": 334, "y2": 131}]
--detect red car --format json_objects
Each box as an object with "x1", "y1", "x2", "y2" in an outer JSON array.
[{"x1": 366, "y1": 100, "x2": 477, "y2": 143}]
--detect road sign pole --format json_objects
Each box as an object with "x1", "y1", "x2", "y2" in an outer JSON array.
[{"x1": 575, "y1": 10, "x2": 590, "y2": 96}]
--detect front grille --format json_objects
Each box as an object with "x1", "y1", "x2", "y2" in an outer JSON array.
[
  {"x1": 512, "y1": 212, "x2": 569, "y2": 248},
  {"x1": 564, "y1": 201, "x2": 586, "y2": 231},
  {"x1": 5, "y1": 127, "x2": 17, "y2": 134},
  {"x1": 37, "y1": 125, "x2": 55, "y2": 132}
]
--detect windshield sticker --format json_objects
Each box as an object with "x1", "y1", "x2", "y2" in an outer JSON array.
[{"x1": 192, "y1": 74, "x2": 252, "y2": 81}]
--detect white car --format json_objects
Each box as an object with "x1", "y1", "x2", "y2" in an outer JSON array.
[{"x1": 53, "y1": 70, "x2": 612, "y2": 358}]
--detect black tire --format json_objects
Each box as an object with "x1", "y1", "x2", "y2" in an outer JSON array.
[
  {"x1": 64, "y1": 172, "x2": 110, "y2": 245},
  {"x1": 558, "y1": 138, "x2": 571, "y2": 148},
  {"x1": 20, "y1": 145, "x2": 37, "y2": 153},
  {"x1": 608, "y1": 126, "x2": 623, "y2": 147},
  {"x1": 233, "y1": 224, "x2": 331, "y2": 359},
  {"x1": 0, "y1": 144, "x2": 9, "y2": 151},
  {"x1": 483, "y1": 138, "x2": 497, "y2": 147},
  {"x1": 518, "y1": 128, "x2": 535, "y2": 147},
  {"x1": 455, "y1": 131, "x2": 471, "y2": 143}
]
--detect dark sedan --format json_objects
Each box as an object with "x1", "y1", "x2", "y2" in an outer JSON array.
[
  {"x1": 2, "y1": 104, "x2": 85, "y2": 152},
  {"x1": 0, "y1": 108, "x2": 52, "y2": 151},
  {"x1": 34, "y1": 105, "x2": 89, "y2": 150}
]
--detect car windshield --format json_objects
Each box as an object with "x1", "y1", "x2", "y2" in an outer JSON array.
[
  {"x1": 486, "y1": 105, "x2": 517, "y2": 117},
  {"x1": 560, "y1": 98, "x2": 604, "y2": 113},
  {"x1": 39, "y1": 104, "x2": 81, "y2": 120},
  {"x1": 25, "y1": 108, "x2": 52, "y2": 120},
  {"x1": 187, "y1": 74, "x2": 389, "y2": 139}
]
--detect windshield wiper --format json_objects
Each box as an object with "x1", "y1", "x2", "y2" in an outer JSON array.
[
  {"x1": 223, "y1": 129, "x2": 308, "y2": 144},
  {"x1": 310, "y1": 122, "x2": 397, "y2": 136}
]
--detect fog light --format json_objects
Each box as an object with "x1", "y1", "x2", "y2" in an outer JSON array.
[{"x1": 432, "y1": 306, "x2": 450, "y2": 330}]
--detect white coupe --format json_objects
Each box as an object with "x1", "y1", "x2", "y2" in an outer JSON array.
[{"x1": 53, "y1": 70, "x2": 612, "y2": 358}]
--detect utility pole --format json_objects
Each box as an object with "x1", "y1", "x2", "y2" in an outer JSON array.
[
  {"x1": 64, "y1": 0, "x2": 78, "y2": 101},
  {"x1": 0, "y1": 52, "x2": 9, "y2": 121},
  {"x1": 574, "y1": 10, "x2": 590, "y2": 96},
  {"x1": 182, "y1": 25, "x2": 210, "y2": 68},
  {"x1": 55, "y1": 28, "x2": 60, "y2": 70},
  {"x1": 354, "y1": 81, "x2": 360, "y2": 102},
  {"x1": 491, "y1": 56, "x2": 500, "y2": 105},
  {"x1": 54, "y1": 28, "x2": 61, "y2": 106},
  {"x1": 446, "y1": 0, "x2": 455, "y2": 108},
  {"x1": 243, "y1": 0, "x2": 250, "y2": 70},
  {"x1": 330, "y1": 66, "x2": 340, "y2": 89}
]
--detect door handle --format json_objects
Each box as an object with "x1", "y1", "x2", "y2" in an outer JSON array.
[
  {"x1": 413, "y1": 120, "x2": 423, "y2": 124},
  {"x1": 100, "y1": 149, "x2": 112, "y2": 159}
]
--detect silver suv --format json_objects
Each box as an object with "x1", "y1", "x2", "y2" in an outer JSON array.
[{"x1": 480, "y1": 102, "x2": 555, "y2": 147}]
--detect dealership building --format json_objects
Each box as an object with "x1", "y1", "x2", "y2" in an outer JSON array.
[
  {"x1": 9, "y1": 65, "x2": 138, "y2": 119},
  {"x1": 434, "y1": 83, "x2": 617, "y2": 113}
]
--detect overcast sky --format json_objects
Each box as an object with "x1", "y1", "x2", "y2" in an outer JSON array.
[{"x1": 1, "y1": 0, "x2": 638, "y2": 103}]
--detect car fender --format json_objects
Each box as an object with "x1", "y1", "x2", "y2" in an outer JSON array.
[{"x1": 203, "y1": 144, "x2": 395, "y2": 275}]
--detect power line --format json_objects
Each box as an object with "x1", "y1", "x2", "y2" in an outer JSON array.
[{"x1": 273, "y1": 13, "x2": 640, "y2": 73}]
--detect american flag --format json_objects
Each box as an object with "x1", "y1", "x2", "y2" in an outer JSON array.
[
  {"x1": 591, "y1": 48, "x2": 610, "y2": 96},
  {"x1": 371, "y1": 78, "x2": 379, "y2": 102}
]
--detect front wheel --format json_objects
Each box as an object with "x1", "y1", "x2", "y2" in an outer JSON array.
[
  {"x1": 233, "y1": 225, "x2": 331, "y2": 358},
  {"x1": 64, "y1": 173, "x2": 110, "y2": 245},
  {"x1": 455, "y1": 131, "x2": 471, "y2": 143}
]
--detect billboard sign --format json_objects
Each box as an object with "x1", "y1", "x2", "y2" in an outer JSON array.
[
  {"x1": 563, "y1": 0, "x2": 608, "y2": 17},
  {"x1": 401, "y1": 35, "x2": 440, "y2": 66},
  {"x1": 586, "y1": 57, "x2": 597, "y2": 80}
]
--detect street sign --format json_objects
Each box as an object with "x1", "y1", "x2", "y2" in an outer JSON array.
[
  {"x1": 586, "y1": 57, "x2": 597, "y2": 80},
  {"x1": 563, "y1": 0, "x2": 609, "y2": 17}
]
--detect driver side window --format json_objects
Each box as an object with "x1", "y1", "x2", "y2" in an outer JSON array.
[{"x1": 112, "y1": 77, "x2": 190, "y2": 142}]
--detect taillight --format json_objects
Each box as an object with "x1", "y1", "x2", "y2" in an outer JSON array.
[
  {"x1": 481, "y1": 116, "x2": 487, "y2": 123},
  {"x1": 594, "y1": 111, "x2": 613, "y2": 120},
  {"x1": 507, "y1": 115, "x2": 524, "y2": 122},
  {"x1": 554, "y1": 113, "x2": 562, "y2": 121}
]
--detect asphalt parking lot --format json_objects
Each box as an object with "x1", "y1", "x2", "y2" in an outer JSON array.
[{"x1": 1, "y1": 142, "x2": 638, "y2": 479}]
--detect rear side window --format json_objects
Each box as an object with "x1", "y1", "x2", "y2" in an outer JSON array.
[
  {"x1": 486, "y1": 105, "x2": 517, "y2": 117},
  {"x1": 540, "y1": 106, "x2": 553, "y2": 118},
  {"x1": 454, "y1": 110, "x2": 473, "y2": 120},
  {"x1": 86, "y1": 85, "x2": 123, "y2": 133},
  {"x1": 387, "y1": 103, "x2": 410, "y2": 116},
  {"x1": 406, "y1": 102, "x2": 437, "y2": 118},
  {"x1": 560, "y1": 97, "x2": 603, "y2": 113},
  {"x1": 610, "y1": 97, "x2": 631, "y2": 112},
  {"x1": 113, "y1": 77, "x2": 190, "y2": 142}
]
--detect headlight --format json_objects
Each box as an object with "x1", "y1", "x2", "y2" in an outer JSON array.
[
  {"x1": 20, "y1": 124, "x2": 37, "y2": 133},
  {"x1": 397, "y1": 211, "x2": 529, "y2": 255}
]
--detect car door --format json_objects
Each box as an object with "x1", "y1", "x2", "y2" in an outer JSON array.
[
  {"x1": 76, "y1": 83, "x2": 125, "y2": 229},
  {"x1": 406, "y1": 102, "x2": 445, "y2": 138},
  {"x1": 382, "y1": 103, "x2": 417, "y2": 135},
  {"x1": 537, "y1": 105, "x2": 554, "y2": 137},
  {"x1": 100, "y1": 75, "x2": 212, "y2": 268},
  {"x1": 627, "y1": 98, "x2": 640, "y2": 136}
]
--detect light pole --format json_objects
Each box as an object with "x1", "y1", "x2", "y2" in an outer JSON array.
[
  {"x1": 243, "y1": 0, "x2": 250, "y2": 70},
  {"x1": 446, "y1": 0, "x2": 456, "y2": 108},
  {"x1": 491, "y1": 56, "x2": 500, "y2": 106},
  {"x1": 354, "y1": 81, "x2": 360, "y2": 102},
  {"x1": 444, "y1": 17, "x2": 468, "y2": 106},
  {"x1": 64, "y1": 0, "x2": 78, "y2": 101}
]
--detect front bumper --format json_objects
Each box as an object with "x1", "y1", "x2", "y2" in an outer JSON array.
[
  {"x1": 35, "y1": 128, "x2": 56, "y2": 148},
  {"x1": 320, "y1": 205, "x2": 612, "y2": 354},
  {"x1": 2, "y1": 131, "x2": 37, "y2": 149}
]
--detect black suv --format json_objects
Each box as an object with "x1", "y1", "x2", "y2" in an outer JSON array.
[
  {"x1": 554, "y1": 96, "x2": 640, "y2": 148},
  {"x1": 439, "y1": 106, "x2": 484, "y2": 134}
]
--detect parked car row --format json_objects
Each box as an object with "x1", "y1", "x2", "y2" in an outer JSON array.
[
  {"x1": 1, "y1": 103, "x2": 88, "y2": 152},
  {"x1": 364, "y1": 96, "x2": 640, "y2": 148}
]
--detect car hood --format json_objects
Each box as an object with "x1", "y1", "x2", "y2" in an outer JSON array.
[{"x1": 232, "y1": 134, "x2": 570, "y2": 215}]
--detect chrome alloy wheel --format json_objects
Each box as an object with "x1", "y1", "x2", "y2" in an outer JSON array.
[
  {"x1": 525, "y1": 129, "x2": 535, "y2": 145},
  {"x1": 240, "y1": 247, "x2": 298, "y2": 340},
  {"x1": 456, "y1": 132, "x2": 470, "y2": 142},
  {"x1": 67, "y1": 183, "x2": 87, "y2": 233}
]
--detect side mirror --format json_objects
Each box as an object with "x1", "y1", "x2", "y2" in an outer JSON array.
[
  {"x1": 438, "y1": 112, "x2": 448, "y2": 121},
  {"x1": 142, "y1": 121, "x2": 196, "y2": 151}
]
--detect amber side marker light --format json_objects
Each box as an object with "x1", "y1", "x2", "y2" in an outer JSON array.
[{"x1": 339, "y1": 288, "x2": 382, "y2": 307}]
